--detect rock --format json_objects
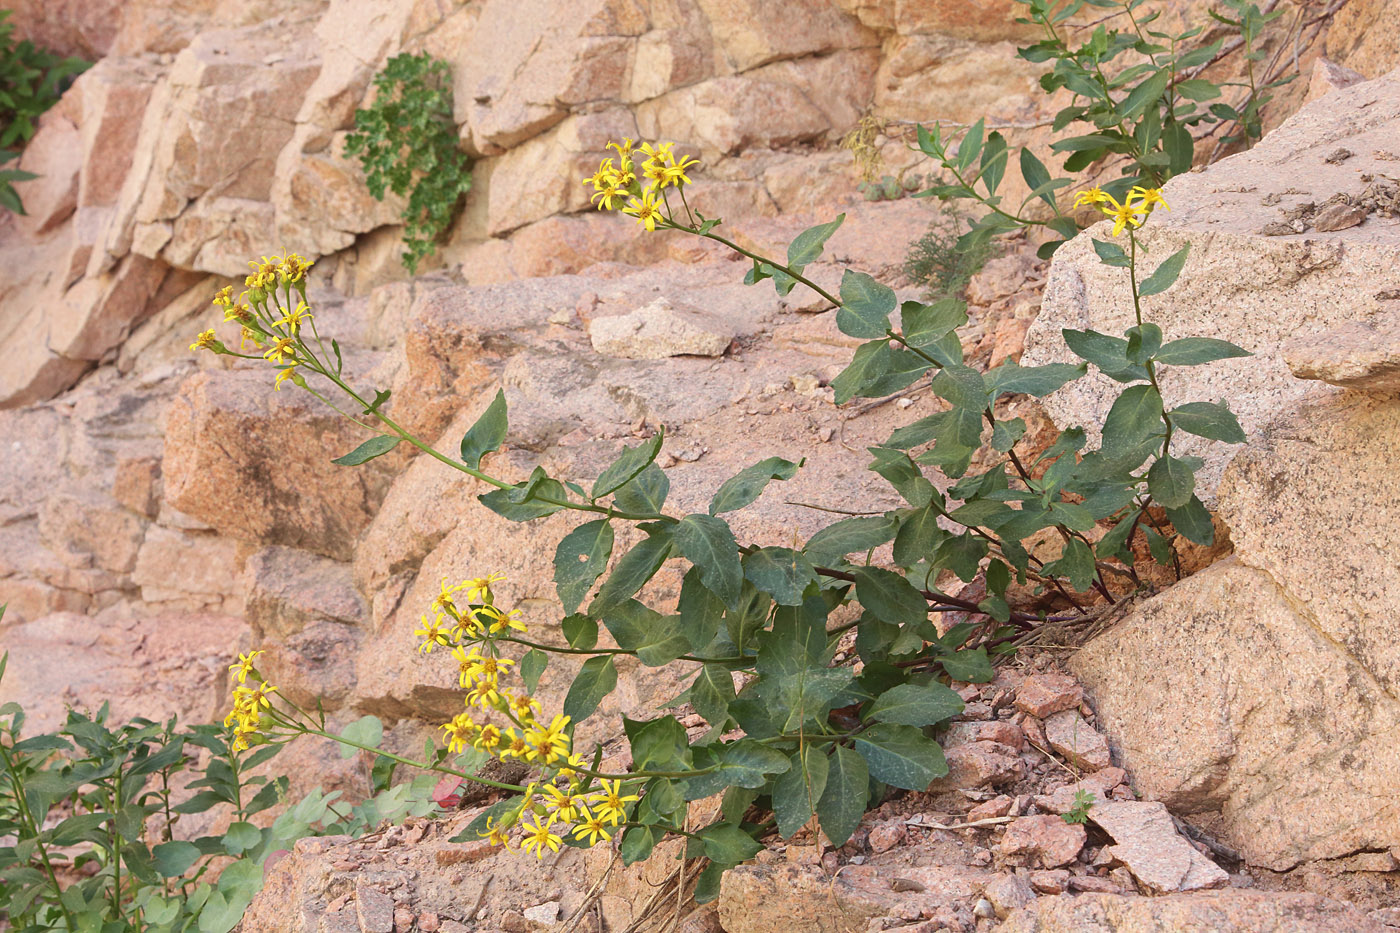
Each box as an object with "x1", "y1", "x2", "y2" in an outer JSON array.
[
  {"x1": 1027, "y1": 870, "x2": 1070, "y2": 895},
  {"x1": 717, "y1": 862, "x2": 992, "y2": 933},
  {"x1": 999, "y1": 891, "x2": 1388, "y2": 933},
  {"x1": 1306, "y1": 57, "x2": 1368, "y2": 104},
  {"x1": 983, "y1": 873, "x2": 1035, "y2": 919},
  {"x1": 699, "y1": 0, "x2": 875, "y2": 73},
  {"x1": 1313, "y1": 201, "x2": 1368, "y2": 232},
  {"x1": 14, "y1": 110, "x2": 82, "y2": 236},
  {"x1": 355, "y1": 880, "x2": 395, "y2": 933},
  {"x1": 1042, "y1": 709, "x2": 1111, "y2": 772},
  {"x1": 1013, "y1": 673, "x2": 1083, "y2": 718},
  {"x1": 997, "y1": 816, "x2": 1086, "y2": 869},
  {"x1": 1022, "y1": 66, "x2": 1400, "y2": 497},
  {"x1": 928, "y1": 742, "x2": 1024, "y2": 792},
  {"x1": 1283, "y1": 315, "x2": 1400, "y2": 395},
  {"x1": 1088, "y1": 801, "x2": 1229, "y2": 894},
  {"x1": 943, "y1": 719, "x2": 1024, "y2": 750},
  {"x1": 968, "y1": 795, "x2": 1015, "y2": 822},
  {"x1": 522, "y1": 901, "x2": 560, "y2": 924},
  {"x1": 162, "y1": 370, "x2": 394, "y2": 561},
  {"x1": 131, "y1": 525, "x2": 242, "y2": 612},
  {"x1": 243, "y1": 546, "x2": 367, "y2": 640},
  {"x1": 867, "y1": 819, "x2": 905, "y2": 853},
  {"x1": 589, "y1": 297, "x2": 734, "y2": 360},
  {"x1": 1033, "y1": 767, "x2": 1126, "y2": 815},
  {"x1": 38, "y1": 486, "x2": 147, "y2": 575}
]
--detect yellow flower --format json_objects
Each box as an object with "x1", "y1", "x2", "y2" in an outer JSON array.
[
  {"x1": 1127, "y1": 185, "x2": 1169, "y2": 213},
  {"x1": 274, "y1": 363, "x2": 301, "y2": 392},
  {"x1": 473, "y1": 723, "x2": 502, "y2": 751},
  {"x1": 591, "y1": 178, "x2": 626, "y2": 211},
  {"x1": 555, "y1": 751, "x2": 587, "y2": 781},
  {"x1": 623, "y1": 191, "x2": 664, "y2": 232},
  {"x1": 223, "y1": 302, "x2": 253, "y2": 326},
  {"x1": 590, "y1": 779, "x2": 638, "y2": 826},
  {"x1": 280, "y1": 253, "x2": 314, "y2": 283},
  {"x1": 1072, "y1": 186, "x2": 1110, "y2": 208},
  {"x1": 584, "y1": 158, "x2": 617, "y2": 190},
  {"x1": 638, "y1": 141, "x2": 673, "y2": 164},
  {"x1": 520, "y1": 814, "x2": 562, "y2": 859},
  {"x1": 659, "y1": 154, "x2": 700, "y2": 189},
  {"x1": 190, "y1": 329, "x2": 223, "y2": 354},
  {"x1": 414, "y1": 613, "x2": 452, "y2": 654},
  {"x1": 640, "y1": 156, "x2": 668, "y2": 189},
  {"x1": 466, "y1": 679, "x2": 501, "y2": 710},
  {"x1": 607, "y1": 138, "x2": 635, "y2": 159},
  {"x1": 433, "y1": 576, "x2": 465, "y2": 615},
  {"x1": 234, "y1": 682, "x2": 277, "y2": 713},
  {"x1": 572, "y1": 807, "x2": 613, "y2": 846},
  {"x1": 441, "y1": 713, "x2": 478, "y2": 754},
  {"x1": 212, "y1": 285, "x2": 235, "y2": 308},
  {"x1": 273, "y1": 301, "x2": 312, "y2": 333},
  {"x1": 240, "y1": 326, "x2": 265, "y2": 351},
  {"x1": 506, "y1": 692, "x2": 540, "y2": 722},
  {"x1": 462, "y1": 572, "x2": 505, "y2": 604},
  {"x1": 542, "y1": 785, "x2": 583, "y2": 824},
  {"x1": 498, "y1": 728, "x2": 530, "y2": 761},
  {"x1": 478, "y1": 818, "x2": 512, "y2": 849},
  {"x1": 228, "y1": 650, "x2": 264, "y2": 684},
  {"x1": 263, "y1": 337, "x2": 297, "y2": 363},
  {"x1": 524, "y1": 714, "x2": 571, "y2": 765},
  {"x1": 1104, "y1": 195, "x2": 1147, "y2": 237},
  {"x1": 477, "y1": 604, "x2": 525, "y2": 635}
]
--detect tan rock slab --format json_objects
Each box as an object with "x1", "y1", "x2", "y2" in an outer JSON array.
[
  {"x1": 589, "y1": 297, "x2": 733, "y2": 360},
  {"x1": 1013, "y1": 673, "x2": 1083, "y2": 718},
  {"x1": 999, "y1": 891, "x2": 1387, "y2": 933},
  {"x1": 1043, "y1": 709, "x2": 1111, "y2": 772},
  {"x1": 998, "y1": 815, "x2": 1085, "y2": 869},
  {"x1": 1088, "y1": 801, "x2": 1228, "y2": 894},
  {"x1": 1283, "y1": 315, "x2": 1400, "y2": 395}
]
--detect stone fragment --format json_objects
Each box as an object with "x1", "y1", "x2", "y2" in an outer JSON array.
[
  {"x1": 1027, "y1": 869, "x2": 1070, "y2": 894},
  {"x1": 982, "y1": 873, "x2": 1034, "y2": 919},
  {"x1": 997, "y1": 816, "x2": 1085, "y2": 869},
  {"x1": 1088, "y1": 801, "x2": 1229, "y2": 894},
  {"x1": 968, "y1": 795, "x2": 1014, "y2": 822},
  {"x1": 1313, "y1": 201, "x2": 1368, "y2": 232},
  {"x1": 1043, "y1": 709, "x2": 1111, "y2": 771},
  {"x1": 1013, "y1": 673, "x2": 1083, "y2": 718},
  {"x1": 999, "y1": 891, "x2": 1386, "y2": 933},
  {"x1": 928, "y1": 742, "x2": 1024, "y2": 792},
  {"x1": 1305, "y1": 57, "x2": 1368, "y2": 104},
  {"x1": 243, "y1": 546, "x2": 367, "y2": 640},
  {"x1": 1283, "y1": 315, "x2": 1400, "y2": 395},
  {"x1": 942, "y1": 719, "x2": 1024, "y2": 750},
  {"x1": 522, "y1": 901, "x2": 560, "y2": 924},
  {"x1": 1033, "y1": 767, "x2": 1126, "y2": 815},
  {"x1": 355, "y1": 880, "x2": 394, "y2": 933},
  {"x1": 589, "y1": 297, "x2": 733, "y2": 360},
  {"x1": 14, "y1": 111, "x2": 81, "y2": 236},
  {"x1": 866, "y1": 820, "x2": 905, "y2": 853},
  {"x1": 131, "y1": 525, "x2": 242, "y2": 610}
]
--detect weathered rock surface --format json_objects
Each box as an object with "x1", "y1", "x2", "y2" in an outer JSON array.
[
  {"x1": 1043, "y1": 709, "x2": 1110, "y2": 772},
  {"x1": 590, "y1": 296, "x2": 735, "y2": 359},
  {"x1": 1023, "y1": 66, "x2": 1400, "y2": 497},
  {"x1": 999, "y1": 891, "x2": 1388, "y2": 933},
  {"x1": 1283, "y1": 314, "x2": 1400, "y2": 396},
  {"x1": 1088, "y1": 801, "x2": 1229, "y2": 894}
]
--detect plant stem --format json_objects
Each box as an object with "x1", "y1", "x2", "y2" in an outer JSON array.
[{"x1": 0, "y1": 741, "x2": 78, "y2": 932}]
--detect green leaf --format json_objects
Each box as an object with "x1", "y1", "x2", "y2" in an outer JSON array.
[
  {"x1": 1147, "y1": 455, "x2": 1196, "y2": 508},
  {"x1": 699, "y1": 822, "x2": 763, "y2": 864},
  {"x1": 774, "y1": 744, "x2": 831, "y2": 838},
  {"x1": 621, "y1": 824, "x2": 659, "y2": 865},
  {"x1": 742, "y1": 547, "x2": 817, "y2": 606},
  {"x1": 804, "y1": 515, "x2": 898, "y2": 564},
  {"x1": 673, "y1": 513, "x2": 743, "y2": 610},
  {"x1": 689, "y1": 664, "x2": 736, "y2": 727},
  {"x1": 477, "y1": 470, "x2": 567, "y2": 521},
  {"x1": 991, "y1": 418, "x2": 1027, "y2": 453},
  {"x1": 1154, "y1": 337, "x2": 1251, "y2": 366},
  {"x1": 1092, "y1": 238, "x2": 1131, "y2": 267},
  {"x1": 613, "y1": 463, "x2": 670, "y2": 513},
  {"x1": 1165, "y1": 496, "x2": 1215, "y2": 546},
  {"x1": 979, "y1": 131, "x2": 1008, "y2": 195},
  {"x1": 1169, "y1": 401, "x2": 1246, "y2": 443},
  {"x1": 563, "y1": 656, "x2": 617, "y2": 722},
  {"x1": 817, "y1": 746, "x2": 869, "y2": 846},
  {"x1": 593, "y1": 531, "x2": 673, "y2": 611},
  {"x1": 931, "y1": 364, "x2": 989, "y2": 412},
  {"x1": 940, "y1": 647, "x2": 993, "y2": 683},
  {"x1": 592, "y1": 432, "x2": 664, "y2": 499},
  {"x1": 1061, "y1": 328, "x2": 1146, "y2": 381},
  {"x1": 852, "y1": 723, "x2": 948, "y2": 790},
  {"x1": 520, "y1": 648, "x2": 548, "y2": 693},
  {"x1": 1139, "y1": 244, "x2": 1190, "y2": 297},
  {"x1": 626, "y1": 715, "x2": 691, "y2": 773},
  {"x1": 787, "y1": 214, "x2": 846, "y2": 269},
  {"x1": 985, "y1": 361, "x2": 1086, "y2": 400},
  {"x1": 867, "y1": 447, "x2": 934, "y2": 507},
  {"x1": 221, "y1": 821, "x2": 261, "y2": 856},
  {"x1": 837, "y1": 270, "x2": 897, "y2": 338},
  {"x1": 337, "y1": 715, "x2": 383, "y2": 757},
  {"x1": 867, "y1": 681, "x2": 964, "y2": 727},
  {"x1": 1042, "y1": 537, "x2": 1097, "y2": 592},
  {"x1": 682, "y1": 740, "x2": 791, "y2": 799},
  {"x1": 852, "y1": 566, "x2": 927, "y2": 625},
  {"x1": 935, "y1": 533, "x2": 988, "y2": 582},
  {"x1": 677, "y1": 566, "x2": 725, "y2": 650},
  {"x1": 710, "y1": 457, "x2": 800, "y2": 515},
  {"x1": 332, "y1": 435, "x2": 399, "y2": 465},
  {"x1": 1019, "y1": 147, "x2": 1057, "y2": 208},
  {"x1": 893, "y1": 505, "x2": 945, "y2": 566},
  {"x1": 1125, "y1": 323, "x2": 1163, "y2": 364},
  {"x1": 459, "y1": 389, "x2": 508, "y2": 470},
  {"x1": 831, "y1": 339, "x2": 891, "y2": 404},
  {"x1": 153, "y1": 840, "x2": 201, "y2": 877},
  {"x1": 1101, "y1": 384, "x2": 1164, "y2": 459},
  {"x1": 554, "y1": 519, "x2": 614, "y2": 613},
  {"x1": 562, "y1": 614, "x2": 598, "y2": 650},
  {"x1": 901, "y1": 298, "x2": 967, "y2": 351}
]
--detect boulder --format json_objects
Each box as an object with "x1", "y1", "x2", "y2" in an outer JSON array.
[
  {"x1": 1022, "y1": 66, "x2": 1400, "y2": 497},
  {"x1": 162, "y1": 369, "x2": 395, "y2": 562}
]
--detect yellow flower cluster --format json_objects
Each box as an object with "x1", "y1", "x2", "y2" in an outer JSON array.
[
  {"x1": 420, "y1": 573, "x2": 639, "y2": 857},
  {"x1": 1073, "y1": 185, "x2": 1170, "y2": 236},
  {"x1": 583, "y1": 139, "x2": 700, "y2": 232},
  {"x1": 223, "y1": 650, "x2": 276, "y2": 751},
  {"x1": 192, "y1": 253, "x2": 317, "y2": 391}
]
